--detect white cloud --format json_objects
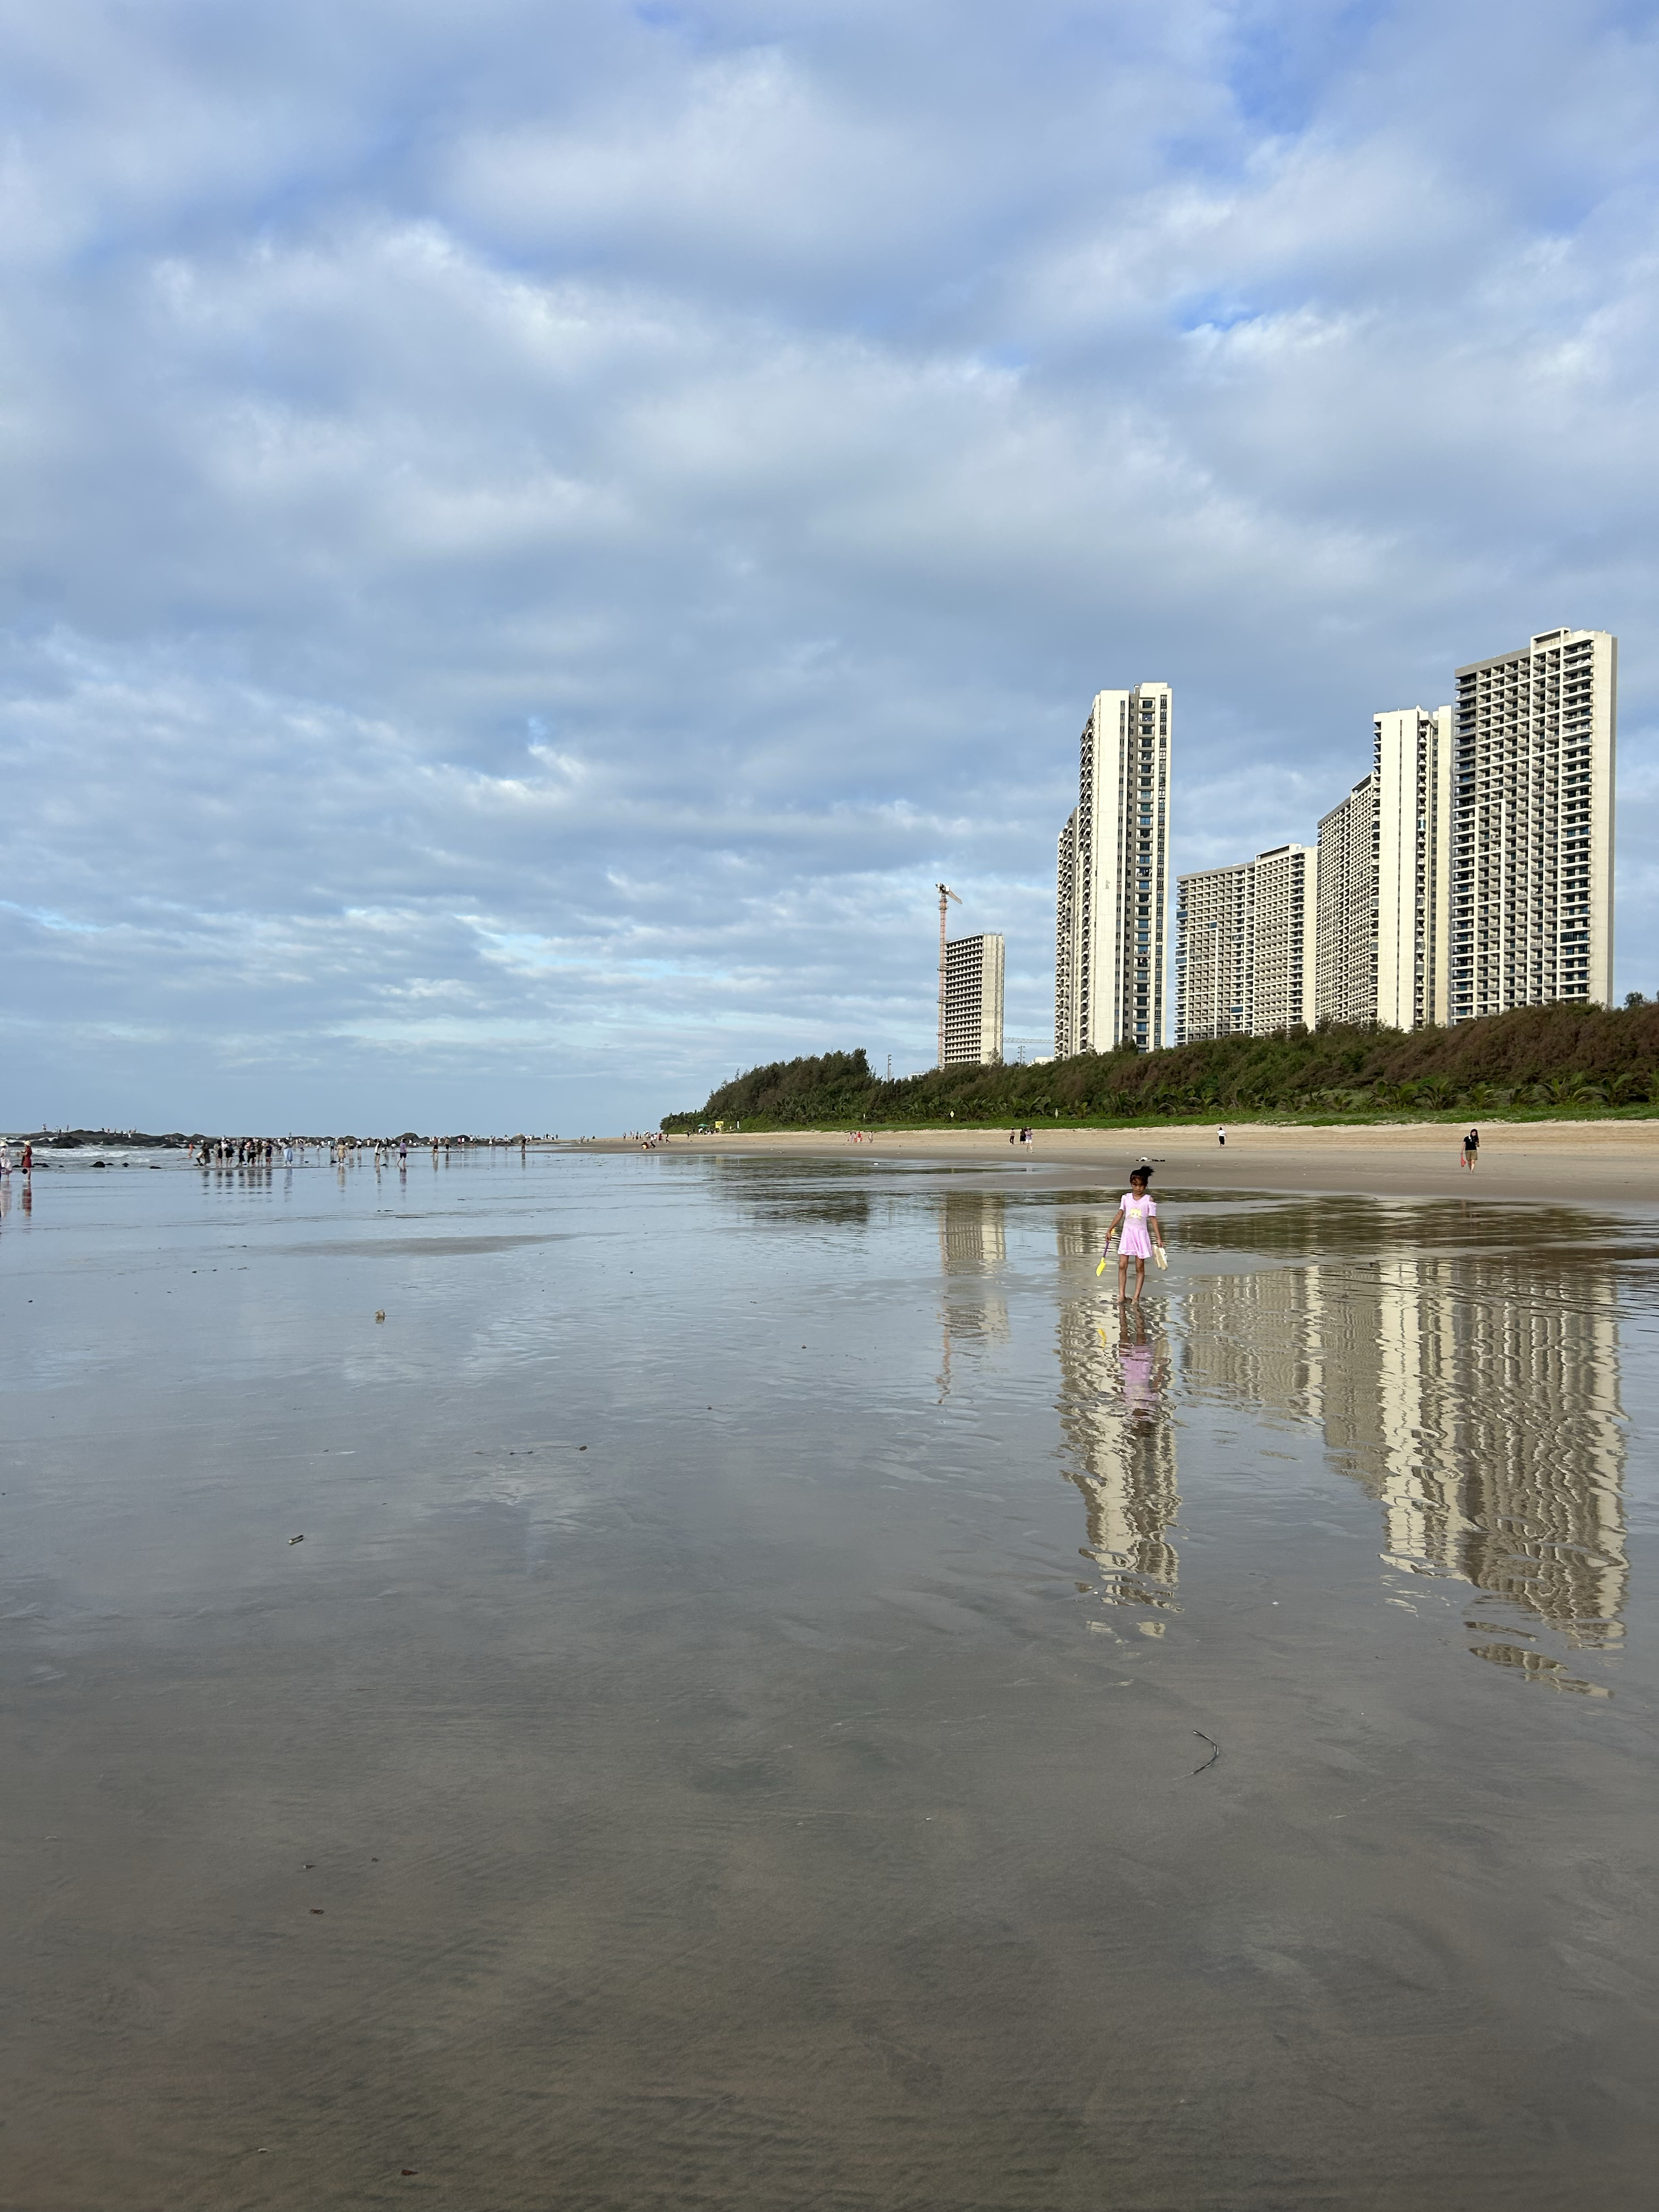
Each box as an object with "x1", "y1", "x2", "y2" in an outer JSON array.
[{"x1": 0, "y1": 0, "x2": 1655, "y2": 1126}]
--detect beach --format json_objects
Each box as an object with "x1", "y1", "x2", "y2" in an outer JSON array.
[
  {"x1": 2, "y1": 1146, "x2": 1655, "y2": 2209},
  {"x1": 650, "y1": 1116, "x2": 1659, "y2": 1203}
]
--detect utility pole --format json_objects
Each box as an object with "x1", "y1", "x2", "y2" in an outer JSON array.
[{"x1": 936, "y1": 882, "x2": 961, "y2": 1069}]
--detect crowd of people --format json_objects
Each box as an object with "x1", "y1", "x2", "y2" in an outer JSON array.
[{"x1": 187, "y1": 1134, "x2": 550, "y2": 1170}]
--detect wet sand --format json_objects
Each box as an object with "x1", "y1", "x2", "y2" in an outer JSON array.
[
  {"x1": 2, "y1": 1152, "x2": 1656, "y2": 2209},
  {"x1": 648, "y1": 1118, "x2": 1659, "y2": 1203}
]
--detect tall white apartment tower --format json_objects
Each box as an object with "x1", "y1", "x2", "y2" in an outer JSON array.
[
  {"x1": 1315, "y1": 706, "x2": 1452, "y2": 1029},
  {"x1": 1254, "y1": 843, "x2": 1320, "y2": 1034},
  {"x1": 1176, "y1": 859, "x2": 1252, "y2": 1043},
  {"x1": 1054, "y1": 683, "x2": 1173, "y2": 1055},
  {"x1": 943, "y1": 933, "x2": 1005, "y2": 1065},
  {"x1": 1375, "y1": 707, "x2": 1453, "y2": 1030},
  {"x1": 1177, "y1": 843, "x2": 1317, "y2": 1043},
  {"x1": 1315, "y1": 772, "x2": 1378, "y2": 1028},
  {"x1": 1449, "y1": 629, "x2": 1616, "y2": 1020}
]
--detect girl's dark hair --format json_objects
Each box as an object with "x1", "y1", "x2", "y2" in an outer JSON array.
[{"x1": 1129, "y1": 1166, "x2": 1152, "y2": 1185}]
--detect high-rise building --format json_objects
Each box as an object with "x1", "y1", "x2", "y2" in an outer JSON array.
[
  {"x1": 1253, "y1": 843, "x2": 1319, "y2": 1035},
  {"x1": 943, "y1": 933, "x2": 1005, "y2": 1065},
  {"x1": 1054, "y1": 683, "x2": 1172, "y2": 1056},
  {"x1": 1449, "y1": 628, "x2": 1617, "y2": 1020},
  {"x1": 1176, "y1": 843, "x2": 1317, "y2": 1043},
  {"x1": 1314, "y1": 772, "x2": 1376, "y2": 1027},
  {"x1": 1314, "y1": 706, "x2": 1451, "y2": 1029},
  {"x1": 1175, "y1": 859, "x2": 1250, "y2": 1044}
]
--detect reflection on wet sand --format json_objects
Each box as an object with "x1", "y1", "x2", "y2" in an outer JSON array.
[
  {"x1": 936, "y1": 1189, "x2": 1009, "y2": 1396},
  {"x1": 1180, "y1": 1239, "x2": 1627, "y2": 1673},
  {"x1": 1056, "y1": 1255, "x2": 1180, "y2": 1620},
  {"x1": 8, "y1": 1155, "x2": 1659, "y2": 2205}
]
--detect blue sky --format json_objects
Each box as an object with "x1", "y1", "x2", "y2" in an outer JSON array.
[{"x1": 2, "y1": 0, "x2": 1656, "y2": 1132}]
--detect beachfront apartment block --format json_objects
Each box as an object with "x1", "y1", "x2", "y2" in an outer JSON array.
[
  {"x1": 1176, "y1": 858, "x2": 1252, "y2": 1043},
  {"x1": 1449, "y1": 628, "x2": 1616, "y2": 1020},
  {"x1": 1254, "y1": 843, "x2": 1321, "y2": 1035},
  {"x1": 1175, "y1": 842, "x2": 1317, "y2": 1043},
  {"x1": 1054, "y1": 683, "x2": 1172, "y2": 1056},
  {"x1": 1315, "y1": 706, "x2": 1452, "y2": 1030},
  {"x1": 943, "y1": 932, "x2": 1006, "y2": 1065}
]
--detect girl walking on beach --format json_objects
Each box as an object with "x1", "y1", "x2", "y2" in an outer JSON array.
[
  {"x1": 1463, "y1": 1127, "x2": 1480, "y2": 1172},
  {"x1": 1104, "y1": 1167, "x2": 1165, "y2": 1305}
]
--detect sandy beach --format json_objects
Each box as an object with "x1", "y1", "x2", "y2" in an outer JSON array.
[
  {"x1": 5, "y1": 1146, "x2": 1657, "y2": 2209},
  {"x1": 638, "y1": 1118, "x2": 1659, "y2": 1204}
]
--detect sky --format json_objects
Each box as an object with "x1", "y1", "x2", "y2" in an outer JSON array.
[{"x1": 2, "y1": 0, "x2": 1656, "y2": 1135}]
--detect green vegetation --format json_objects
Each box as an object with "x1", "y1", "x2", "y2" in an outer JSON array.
[{"x1": 661, "y1": 1002, "x2": 1659, "y2": 1131}]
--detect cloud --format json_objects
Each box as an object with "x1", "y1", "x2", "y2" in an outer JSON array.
[{"x1": 0, "y1": 0, "x2": 1655, "y2": 1127}]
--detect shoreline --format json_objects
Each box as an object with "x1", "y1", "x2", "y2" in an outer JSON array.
[
  {"x1": 15, "y1": 1122, "x2": 1658, "y2": 1204},
  {"x1": 616, "y1": 1119, "x2": 1659, "y2": 1203}
]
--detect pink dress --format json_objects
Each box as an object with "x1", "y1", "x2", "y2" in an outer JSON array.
[{"x1": 1118, "y1": 1192, "x2": 1155, "y2": 1259}]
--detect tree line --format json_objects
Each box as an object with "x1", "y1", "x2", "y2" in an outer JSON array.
[{"x1": 661, "y1": 1002, "x2": 1659, "y2": 1130}]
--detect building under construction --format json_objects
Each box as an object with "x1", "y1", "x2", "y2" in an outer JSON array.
[{"x1": 944, "y1": 933, "x2": 1005, "y2": 1065}]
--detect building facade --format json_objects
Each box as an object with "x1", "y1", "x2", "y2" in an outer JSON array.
[
  {"x1": 1176, "y1": 858, "x2": 1251, "y2": 1044},
  {"x1": 1315, "y1": 772, "x2": 1377, "y2": 1026},
  {"x1": 1449, "y1": 628, "x2": 1616, "y2": 1020},
  {"x1": 1176, "y1": 843, "x2": 1316, "y2": 1043},
  {"x1": 1254, "y1": 843, "x2": 1319, "y2": 1035},
  {"x1": 1054, "y1": 682, "x2": 1172, "y2": 1057},
  {"x1": 943, "y1": 932, "x2": 1005, "y2": 1066},
  {"x1": 1314, "y1": 706, "x2": 1450, "y2": 1029}
]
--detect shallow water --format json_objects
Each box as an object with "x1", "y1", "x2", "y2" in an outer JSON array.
[{"x1": 3, "y1": 1150, "x2": 1656, "y2": 2210}]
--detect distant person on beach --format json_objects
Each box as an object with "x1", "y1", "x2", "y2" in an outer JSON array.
[
  {"x1": 21, "y1": 1142, "x2": 31, "y2": 1176},
  {"x1": 1104, "y1": 1167, "x2": 1165, "y2": 1305},
  {"x1": 1463, "y1": 1127, "x2": 1480, "y2": 1172},
  {"x1": 1217, "y1": 1125, "x2": 1226, "y2": 1148}
]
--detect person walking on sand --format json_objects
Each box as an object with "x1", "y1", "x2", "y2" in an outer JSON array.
[
  {"x1": 1104, "y1": 1167, "x2": 1165, "y2": 1305},
  {"x1": 1217, "y1": 1124, "x2": 1226, "y2": 1148},
  {"x1": 1463, "y1": 1126, "x2": 1480, "y2": 1172}
]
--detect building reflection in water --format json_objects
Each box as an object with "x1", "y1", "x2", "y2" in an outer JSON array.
[
  {"x1": 1055, "y1": 1209, "x2": 1180, "y2": 1622},
  {"x1": 1179, "y1": 1248, "x2": 1627, "y2": 1655},
  {"x1": 936, "y1": 1189, "x2": 1011, "y2": 1400}
]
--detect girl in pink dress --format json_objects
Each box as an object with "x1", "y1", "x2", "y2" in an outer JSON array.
[{"x1": 1104, "y1": 1167, "x2": 1165, "y2": 1305}]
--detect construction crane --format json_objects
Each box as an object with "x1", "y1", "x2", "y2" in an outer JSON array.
[{"x1": 936, "y1": 882, "x2": 961, "y2": 1069}]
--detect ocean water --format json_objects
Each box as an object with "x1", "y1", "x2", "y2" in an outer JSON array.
[{"x1": 2, "y1": 1148, "x2": 1656, "y2": 2210}]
